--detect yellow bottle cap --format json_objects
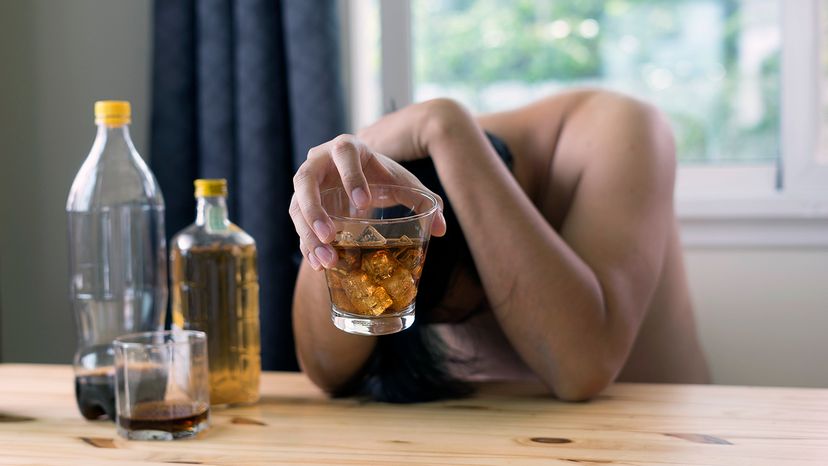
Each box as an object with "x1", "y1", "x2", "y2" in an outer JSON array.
[
  {"x1": 194, "y1": 179, "x2": 228, "y2": 198},
  {"x1": 94, "y1": 100, "x2": 131, "y2": 126}
]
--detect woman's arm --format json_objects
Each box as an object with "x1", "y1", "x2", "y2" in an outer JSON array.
[
  {"x1": 292, "y1": 257, "x2": 377, "y2": 392},
  {"x1": 290, "y1": 135, "x2": 447, "y2": 393},
  {"x1": 362, "y1": 94, "x2": 676, "y2": 400}
]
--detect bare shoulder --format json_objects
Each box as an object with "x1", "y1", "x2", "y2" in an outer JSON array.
[
  {"x1": 494, "y1": 89, "x2": 676, "y2": 181},
  {"x1": 476, "y1": 89, "x2": 676, "y2": 227},
  {"x1": 558, "y1": 90, "x2": 676, "y2": 176},
  {"x1": 552, "y1": 90, "x2": 678, "y2": 246},
  {"x1": 528, "y1": 90, "x2": 678, "y2": 229}
]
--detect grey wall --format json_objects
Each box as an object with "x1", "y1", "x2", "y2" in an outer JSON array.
[
  {"x1": 687, "y1": 248, "x2": 828, "y2": 388},
  {"x1": 0, "y1": 0, "x2": 151, "y2": 363}
]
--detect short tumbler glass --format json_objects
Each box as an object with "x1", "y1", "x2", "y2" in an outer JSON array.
[
  {"x1": 114, "y1": 330, "x2": 210, "y2": 440},
  {"x1": 321, "y1": 184, "x2": 439, "y2": 335}
]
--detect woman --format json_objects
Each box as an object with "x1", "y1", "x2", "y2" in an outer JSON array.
[{"x1": 289, "y1": 90, "x2": 710, "y2": 402}]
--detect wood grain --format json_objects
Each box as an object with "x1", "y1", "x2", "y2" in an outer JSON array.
[{"x1": 0, "y1": 364, "x2": 827, "y2": 465}]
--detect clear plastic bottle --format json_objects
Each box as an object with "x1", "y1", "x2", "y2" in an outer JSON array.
[
  {"x1": 171, "y1": 179, "x2": 261, "y2": 405},
  {"x1": 66, "y1": 101, "x2": 167, "y2": 420}
]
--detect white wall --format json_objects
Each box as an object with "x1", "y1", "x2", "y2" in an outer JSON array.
[
  {"x1": 0, "y1": 0, "x2": 824, "y2": 389},
  {"x1": 0, "y1": 0, "x2": 151, "y2": 362},
  {"x1": 686, "y1": 248, "x2": 828, "y2": 388}
]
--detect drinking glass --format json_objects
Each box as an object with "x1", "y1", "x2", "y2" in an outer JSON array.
[
  {"x1": 321, "y1": 184, "x2": 439, "y2": 335},
  {"x1": 114, "y1": 330, "x2": 210, "y2": 440}
]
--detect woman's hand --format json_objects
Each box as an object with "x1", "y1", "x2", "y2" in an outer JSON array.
[{"x1": 289, "y1": 134, "x2": 447, "y2": 272}]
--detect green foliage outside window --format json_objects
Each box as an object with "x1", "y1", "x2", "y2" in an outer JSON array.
[{"x1": 413, "y1": 0, "x2": 780, "y2": 164}]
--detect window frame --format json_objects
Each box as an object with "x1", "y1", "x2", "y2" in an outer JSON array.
[{"x1": 345, "y1": 0, "x2": 828, "y2": 247}]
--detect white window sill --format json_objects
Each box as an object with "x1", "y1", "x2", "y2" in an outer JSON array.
[{"x1": 677, "y1": 196, "x2": 828, "y2": 248}]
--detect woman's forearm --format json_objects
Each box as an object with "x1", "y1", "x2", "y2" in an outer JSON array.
[
  {"x1": 292, "y1": 262, "x2": 377, "y2": 393},
  {"x1": 422, "y1": 100, "x2": 621, "y2": 400}
]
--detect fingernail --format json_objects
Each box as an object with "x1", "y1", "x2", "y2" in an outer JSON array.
[
  {"x1": 315, "y1": 246, "x2": 335, "y2": 265},
  {"x1": 313, "y1": 220, "x2": 331, "y2": 241},
  {"x1": 352, "y1": 187, "x2": 369, "y2": 208},
  {"x1": 308, "y1": 253, "x2": 321, "y2": 270}
]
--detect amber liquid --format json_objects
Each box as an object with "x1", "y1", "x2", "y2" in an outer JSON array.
[
  {"x1": 118, "y1": 401, "x2": 209, "y2": 434},
  {"x1": 325, "y1": 237, "x2": 427, "y2": 317},
  {"x1": 171, "y1": 243, "x2": 261, "y2": 405}
]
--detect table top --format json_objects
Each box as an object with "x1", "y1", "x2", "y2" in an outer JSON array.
[{"x1": 0, "y1": 364, "x2": 826, "y2": 465}]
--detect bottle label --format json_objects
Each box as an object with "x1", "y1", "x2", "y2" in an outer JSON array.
[{"x1": 207, "y1": 205, "x2": 227, "y2": 231}]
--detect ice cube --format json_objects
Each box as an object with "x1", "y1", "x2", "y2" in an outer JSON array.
[
  {"x1": 395, "y1": 247, "x2": 424, "y2": 272},
  {"x1": 361, "y1": 250, "x2": 396, "y2": 281},
  {"x1": 341, "y1": 271, "x2": 393, "y2": 316},
  {"x1": 325, "y1": 267, "x2": 348, "y2": 288},
  {"x1": 356, "y1": 225, "x2": 386, "y2": 246},
  {"x1": 336, "y1": 247, "x2": 361, "y2": 270},
  {"x1": 379, "y1": 266, "x2": 416, "y2": 312},
  {"x1": 335, "y1": 231, "x2": 357, "y2": 246},
  {"x1": 396, "y1": 235, "x2": 414, "y2": 246},
  {"x1": 330, "y1": 288, "x2": 354, "y2": 313}
]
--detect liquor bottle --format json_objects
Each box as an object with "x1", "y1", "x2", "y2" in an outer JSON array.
[{"x1": 171, "y1": 179, "x2": 261, "y2": 405}]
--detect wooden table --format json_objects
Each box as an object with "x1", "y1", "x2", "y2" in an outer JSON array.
[{"x1": 0, "y1": 364, "x2": 826, "y2": 465}]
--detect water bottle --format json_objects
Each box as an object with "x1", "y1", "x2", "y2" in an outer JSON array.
[{"x1": 66, "y1": 101, "x2": 168, "y2": 420}]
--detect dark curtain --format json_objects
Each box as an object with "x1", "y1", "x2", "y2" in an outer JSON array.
[{"x1": 150, "y1": 0, "x2": 346, "y2": 370}]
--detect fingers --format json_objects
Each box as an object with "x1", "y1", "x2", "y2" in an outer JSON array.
[
  {"x1": 292, "y1": 155, "x2": 336, "y2": 244},
  {"x1": 431, "y1": 210, "x2": 447, "y2": 237},
  {"x1": 291, "y1": 135, "x2": 372, "y2": 271},
  {"x1": 299, "y1": 242, "x2": 321, "y2": 271},
  {"x1": 289, "y1": 194, "x2": 337, "y2": 270},
  {"x1": 330, "y1": 135, "x2": 372, "y2": 209},
  {"x1": 291, "y1": 134, "x2": 449, "y2": 272},
  {"x1": 371, "y1": 153, "x2": 447, "y2": 237}
]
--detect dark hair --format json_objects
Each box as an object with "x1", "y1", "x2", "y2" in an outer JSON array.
[
  {"x1": 332, "y1": 322, "x2": 472, "y2": 403},
  {"x1": 332, "y1": 133, "x2": 513, "y2": 403}
]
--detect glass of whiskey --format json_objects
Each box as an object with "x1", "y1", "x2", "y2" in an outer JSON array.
[
  {"x1": 320, "y1": 184, "x2": 439, "y2": 335},
  {"x1": 114, "y1": 330, "x2": 210, "y2": 440}
]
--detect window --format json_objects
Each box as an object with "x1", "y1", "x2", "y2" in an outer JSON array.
[
  {"x1": 820, "y1": 0, "x2": 828, "y2": 163},
  {"x1": 343, "y1": 0, "x2": 828, "y2": 246},
  {"x1": 413, "y1": 0, "x2": 779, "y2": 166}
]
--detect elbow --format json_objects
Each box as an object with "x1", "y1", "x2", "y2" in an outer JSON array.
[
  {"x1": 547, "y1": 359, "x2": 617, "y2": 402},
  {"x1": 296, "y1": 352, "x2": 335, "y2": 394},
  {"x1": 300, "y1": 358, "x2": 356, "y2": 397},
  {"x1": 304, "y1": 369, "x2": 340, "y2": 396},
  {"x1": 553, "y1": 376, "x2": 610, "y2": 402},
  {"x1": 419, "y1": 97, "x2": 472, "y2": 141},
  {"x1": 296, "y1": 345, "x2": 366, "y2": 397}
]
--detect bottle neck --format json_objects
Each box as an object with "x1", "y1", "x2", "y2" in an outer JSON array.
[
  {"x1": 196, "y1": 196, "x2": 230, "y2": 230},
  {"x1": 92, "y1": 123, "x2": 138, "y2": 158}
]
